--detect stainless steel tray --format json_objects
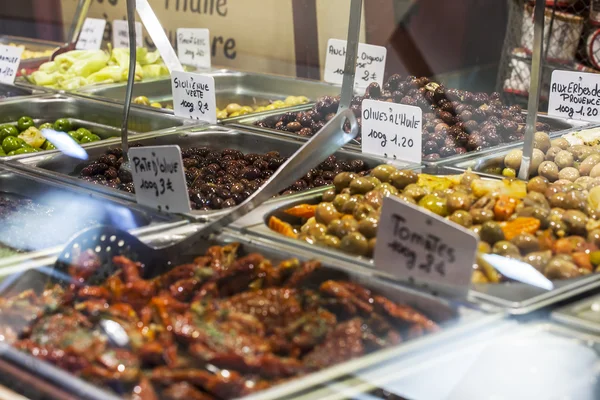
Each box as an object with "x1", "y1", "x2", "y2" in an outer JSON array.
[
  {"x1": 230, "y1": 107, "x2": 588, "y2": 166},
  {"x1": 292, "y1": 320, "x2": 600, "y2": 400},
  {"x1": 0, "y1": 226, "x2": 495, "y2": 400},
  {"x1": 237, "y1": 167, "x2": 600, "y2": 314},
  {"x1": 9, "y1": 125, "x2": 418, "y2": 222},
  {"x1": 0, "y1": 83, "x2": 41, "y2": 101},
  {"x1": 0, "y1": 163, "x2": 184, "y2": 266},
  {"x1": 76, "y1": 70, "x2": 342, "y2": 118},
  {"x1": 552, "y1": 292, "x2": 600, "y2": 334},
  {"x1": 0, "y1": 93, "x2": 200, "y2": 161},
  {"x1": 0, "y1": 35, "x2": 60, "y2": 72}
]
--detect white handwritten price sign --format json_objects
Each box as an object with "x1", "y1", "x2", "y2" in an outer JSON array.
[
  {"x1": 0, "y1": 45, "x2": 23, "y2": 84},
  {"x1": 374, "y1": 196, "x2": 478, "y2": 298},
  {"x1": 548, "y1": 70, "x2": 600, "y2": 122},
  {"x1": 324, "y1": 39, "x2": 386, "y2": 89},
  {"x1": 171, "y1": 70, "x2": 217, "y2": 123},
  {"x1": 112, "y1": 20, "x2": 143, "y2": 49},
  {"x1": 177, "y1": 28, "x2": 211, "y2": 69},
  {"x1": 130, "y1": 146, "x2": 191, "y2": 213},
  {"x1": 76, "y1": 18, "x2": 106, "y2": 50},
  {"x1": 361, "y1": 99, "x2": 422, "y2": 164}
]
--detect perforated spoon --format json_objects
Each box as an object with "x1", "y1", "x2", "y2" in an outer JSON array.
[{"x1": 54, "y1": 109, "x2": 358, "y2": 283}]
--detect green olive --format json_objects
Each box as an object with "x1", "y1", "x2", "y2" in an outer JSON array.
[
  {"x1": 523, "y1": 250, "x2": 552, "y2": 272},
  {"x1": 341, "y1": 194, "x2": 364, "y2": 214},
  {"x1": 368, "y1": 238, "x2": 377, "y2": 257},
  {"x1": 317, "y1": 235, "x2": 341, "y2": 249},
  {"x1": 358, "y1": 216, "x2": 379, "y2": 239},
  {"x1": 371, "y1": 164, "x2": 397, "y2": 182},
  {"x1": 307, "y1": 223, "x2": 328, "y2": 238},
  {"x1": 448, "y1": 210, "x2": 473, "y2": 228},
  {"x1": 332, "y1": 193, "x2": 351, "y2": 212},
  {"x1": 510, "y1": 233, "x2": 540, "y2": 254},
  {"x1": 418, "y1": 194, "x2": 448, "y2": 217},
  {"x1": 327, "y1": 218, "x2": 358, "y2": 238},
  {"x1": 402, "y1": 184, "x2": 427, "y2": 202},
  {"x1": 480, "y1": 221, "x2": 505, "y2": 245},
  {"x1": 461, "y1": 171, "x2": 479, "y2": 186},
  {"x1": 375, "y1": 183, "x2": 398, "y2": 197},
  {"x1": 527, "y1": 176, "x2": 549, "y2": 194},
  {"x1": 315, "y1": 202, "x2": 341, "y2": 225},
  {"x1": 389, "y1": 170, "x2": 418, "y2": 190},
  {"x1": 353, "y1": 203, "x2": 375, "y2": 221},
  {"x1": 340, "y1": 232, "x2": 370, "y2": 256},
  {"x1": 446, "y1": 191, "x2": 473, "y2": 213},
  {"x1": 349, "y1": 177, "x2": 375, "y2": 195},
  {"x1": 322, "y1": 187, "x2": 336, "y2": 202},
  {"x1": 470, "y1": 208, "x2": 494, "y2": 225},
  {"x1": 364, "y1": 190, "x2": 383, "y2": 209},
  {"x1": 333, "y1": 172, "x2": 357, "y2": 192},
  {"x1": 492, "y1": 241, "x2": 521, "y2": 258},
  {"x1": 562, "y1": 210, "x2": 588, "y2": 236},
  {"x1": 545, "y1": 256, "x2": 581, "y2": 279},
  {"x1": 587, "y1": 229, "x2": 600, "y2": 248}
]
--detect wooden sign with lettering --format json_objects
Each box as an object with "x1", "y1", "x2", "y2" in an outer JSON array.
[{"x1": 60, "y1": 0, "x2": 297, "y2": 76}]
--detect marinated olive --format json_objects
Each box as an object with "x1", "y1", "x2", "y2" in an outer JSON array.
[
  {"x1": 332, "y1": 193, "x2": 351, "y2": 211},
  {"x1": 538, "y1": 161, "x2": 559, "y2": 182},
  {"x1": 389, "y1": 170, "x2": 418, "y2": 190},
  {"x1": 403, "y1": 184, "x2": 428, "y2": 201},
  {"x1": 470, "y1": 208, "x2": 494, "y2": 224},
  {"x1": 492, "y1": 241, "x2": 520, "y2": 258},
  {"x1": 523, "y1": 250, "x2": 552, "y2": 272},
  {"x1": 510, "y1": 233, "x2": 540, "y2": 254},
  {"x1": 315, "y1": 202, "x2": 340, "y2": 225},
  {"x1": 358, "y1": 217, "x2": 379, "y2": 238},
  {"x1": 418, "y1": 194, "x2": 448, "y2": 217},
  {"x1": 527, "y1": 176, "x2": 549, "y2": 194},
  {"x1": 446, "y1": 191, "x2": 473, "y2": 213},
  {"x1": 558, "y1": 167, "x2": 580, "y2": 182},
  {"x1": 551, "y1": 137, "x2": 569, "y2": 150},
  {"x1": 562, "y1": 210, "x2": 588, "y2": 235},
  {"x1": 480, "y1": 221, "x2": 505, "y2": 244},
  {"x1": 333, "y1": 172, "x2": 357, "y2": 192},
  {"x1": 307, "y1": 223, "x2": 328, "y2": 238},
  {"x1": 533, "y1": 131, "x2": 551, "y2": 153},
  {"x1": 579, "y1": 154, "x2": 600, "y2": 176},
  {"x1": 531, "y1": 149, "x2": 545, "y2": 173},
  {"x1": 448, "y1": 210, "x2": 473, "y2": 227},
  {"x1": 17, "y1": 116, "x2": 34, "y2": 131},
  {"x1": 364, "y1": 191, "x2": 383, "y2": 209},
  {"x1": 340, "y1": 232, "x2": 370, "y2": 256},
  {"x1": 461, "y1": 171, "x2": 479, "y2": 186},
  {"x1": 569, "y1": 145, "x2": 595, "y2": 162},
  {"x1": 588, "y1": 229, "x2": 600, "y2": 248},
  {"x1": 317, "y1": 235, "x2": 341, "y2": 249},
  {"x1": 327, "y1": 218, "x2": 358, "y2": 238},
  {"x1": 375, "y1": 183, "x2": 398, "y2": 196},
  {"x1": 53, "y1": 118, "x2": 72, "y2": 132},
  {"x1": 322, "y1": 187, "x2": 336, "y2": 202},
  {"x1": 545, "y1": 256, "x2": 581, "y2": 279},
  {"x1": 371, "y1": 164, "x2": 397, "y2": 183},
  {"x1": 350, "y1": 177, "x2": 375, "y2": 195},
  {"x1": 554, "y1": 150, "x2": 574, "y2": 169},
  {"x1": 341, "y1": 194, "x2": 364, "y2": 214},
  {"x1": 545, "y1": 146, "x2": 562, "y2": 162},
  {"x1": 504, "y1": 149, "x2": 522, "y2": 170},
  {"x1": 590, "y1": 163, "x2": 600, "y2": 178},
  {"x1": 353, "y1": 203, "x2": 376, "y2": 221}
]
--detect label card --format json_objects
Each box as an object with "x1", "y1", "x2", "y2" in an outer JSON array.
[
  {"x1": 177, "y1": 28, "x2": 211, "y2": 69},
  {"x1": 171, "y1": 70, "x2": 217, "y2": 123},
  {"x1": 324, "y1": 39, "x2": 386, "y2": 89},
  {"x1": 374, "y1": 196, "x2": 478, "y2": 298},
  {"x1": 361, "y1": 99, "x2": 422, "y2": 164},
  {"x1": 76, "y1": 18, "x2": 106, "y2": 50},
  {"x1": 0, "y1": 45, "x2": 23, "y2": 84},
  {"x1": 130, "y1": 145, "x2": 191, "y2": 213},
  {"x1": 112, "y1": 20, "x2": 143, "y2": 49},
  {"x1": 548, "y1": 70, "x2": 600, "y2": 122}
]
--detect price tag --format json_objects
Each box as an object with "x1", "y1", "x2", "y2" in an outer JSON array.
[
  {"x1": 323, "y1": 39, "x2": 386, "y2": 89},
  {"x1": 374, "y1": 196, "x2": 478, "y2": 298},
  {"x1": 548, "y1": 70, "x2": 600, "y2": 122},
  {"x1": 361, "y1": 99, "x2": 422, "y2": 164},
  {"x1": 130, "y1": 146, "x2": 191, "y2": 213},
  {"x1": 76, "y1": 18, "x2": 106, "y2": 50},
  {"x1": 0, "y1": 45, "x2": 23, "y2": 84},
  {"x1": 112, "y1": 20, "x2": 143, "y2": 49},
  {"x1": 177, "y1": 28, "x2": 211, "y2": 69},
  {"x1": 171, "y1": 70, "x2": 217, "y2": 123}
]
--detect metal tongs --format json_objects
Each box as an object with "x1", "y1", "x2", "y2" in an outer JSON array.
[{"x1": 51, "y1": 0, "x2": 92, "y2": 60}]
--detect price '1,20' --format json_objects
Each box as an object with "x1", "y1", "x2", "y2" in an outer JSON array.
[{"x1": 367, "y1": 129, "x2": 414, "y2": 149}]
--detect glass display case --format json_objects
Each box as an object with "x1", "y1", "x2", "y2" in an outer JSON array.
[{"x1": 0, "y1": 1, "x2": 600, "y2": 399}]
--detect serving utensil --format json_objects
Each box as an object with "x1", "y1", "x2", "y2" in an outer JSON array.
[
  {"x1": 51, "y1": 0, "x2": 92, "y2": 60},
  {"x1": 54, "y1": 108, "x2": 358, "y2": 283}
]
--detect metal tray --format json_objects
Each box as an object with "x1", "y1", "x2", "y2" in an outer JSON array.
[
  {"x1": 0, "y1": 83, "x2": 41, "y2": 101},
  {"x1": 76, "y1": 71, "x2": 342, "y2": 118},
  {"x1": 0, "y1": 226, "x2": 494, "y2": 400},
  {"x1": 237, "y1": 167, "x2": 600, "y2": 314},
  {"x1": 230, "y1": 107, "x2": 589, "y2": 166},
  {"x1": 0, "y1": 93, "x2": 200, "y2": 161},
  {"x1": 10, "y1": 125, "x2": 418, "y2": 222},
  {"x1": 0, "y1": 35, "x2": 60, "y2": 72},
  {"x1": 0, "y1": 163, "x2": 184, "y2": 267},
  {"x1": 292, "y1": 320, "x2": 600, "y2": 400},
  {"x1": 552, "y1": 291, "x2": 600, "y2": 334}
]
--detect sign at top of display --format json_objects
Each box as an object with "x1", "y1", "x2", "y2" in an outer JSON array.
[
  {"x1": 177, "y1": 28, "x2": 211, "y2": 69},
  {"x1": 361, "y1": 99, "x2": 423, "y2": 164},
  {"x1": 112, "y1": 20, "x2": 143, "y2": 49},
  {"x1": 129, "y1": 145, "x2": 191, "y2": 214},
  {"x1": 0, "y1": 45, "x2": 23, "y2": 84},
  {"x1": 548, "y1": 70, "x2": 600, "y2": 122},
  {"x1": 171, "y1": 70, "x2": 217, "y2": 123},
  {"x1": 324, "y1": 39, "x2": 386, "y2": 89},
  {"x1": 374, "y1": 196, "x2": 478, "y2": 298},
  {"x1": 76, "y1": 18, "x2": 106, "y2": 50}
]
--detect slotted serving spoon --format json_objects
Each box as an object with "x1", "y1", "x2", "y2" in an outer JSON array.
[{"x1": 54, "y1": 108, "x2": 359, "y2": 283}]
